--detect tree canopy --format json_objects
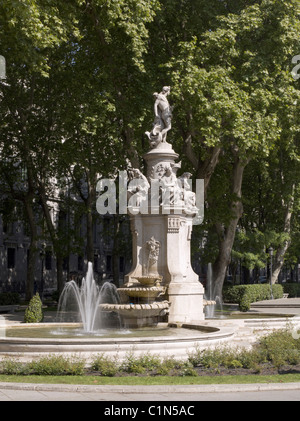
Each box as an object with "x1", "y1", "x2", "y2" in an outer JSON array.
[{"x1": 0, "y1": 0, "x2": 299, "y2": 298}]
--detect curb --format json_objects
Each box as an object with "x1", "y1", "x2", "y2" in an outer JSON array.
[{"x1": 0, "y1": 381, "x2": 300, "y2": 394}]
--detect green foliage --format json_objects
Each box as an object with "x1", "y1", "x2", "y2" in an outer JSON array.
[
  {"x1": 29, "y1": 355, "x2": 85, "y2": 376},
  {"x1": 0, "y1": 358, "x2": 31, "y2": 375},
  {"x1": 223, "y1": 284, "x2": 284, "y2": 311},
  {"x1": 91, "y1": 354, "x2": 119, "y2": 377},
  {"x1": 259, "y1": 329, "x2": 300, "y2": 368},
  {"x1": 187, "y1": 345, "x2": 258, "y2": 370},
  {"x1": 1, "y1": 0, "x2": 300, "y2": 297},
  {"x1": 24, "y1": 293, "x2": 44, "y2": 323},
  {"x1": 154, "y1": 356, "x2": 182, "y2": 375},
  {"x1": 0, "y1": 355, "x2": 85, "y2": 376},
  {"x1": 282, "y1": 283, "x2": 300, "y2": 298},
  {"x1": 188, "y1": 328, "x2": 300, "y2": 370},
  {"x1": 121, "y1": 351, "x2": 162, "y2": 374},
  {"x1": 177, "y1": 362, "x2": 198, "y2": 377},
  {"x1": 0, "y1": 292, "x2": 20, "y2": 306}
]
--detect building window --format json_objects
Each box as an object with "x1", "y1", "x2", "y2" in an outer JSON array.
[
  {"x1": 7, "y1": 248, "x2": 15, "y2": 269},
  {"x1": 45, "y1": 251, "x2": 52, "y2": 270},
  {"x1": 3, "y1": 222, "x2": 13, "y2": 235}
]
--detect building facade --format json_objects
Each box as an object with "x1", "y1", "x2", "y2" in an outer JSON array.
[{"x1": 0, "y1": 213, "x2": 130, "y2": 299}]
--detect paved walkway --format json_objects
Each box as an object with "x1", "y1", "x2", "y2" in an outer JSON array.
[
  {"x1": 0, "y1": 298, "x2": 300, "y2": 401},
  {"x1": 250, "y1": 297, "x2": 300, "y2": 314},
  {"x1": 0, "y1": 381, "x2": 300, "y2": 401}
]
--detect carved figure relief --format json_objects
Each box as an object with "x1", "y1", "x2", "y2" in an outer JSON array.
[
  {"x1": 127, "y1": 168, "x2": 150, "y2": 207},
  {"x1": 146, "y1": 236, "x2": 160, "y2": 274}
]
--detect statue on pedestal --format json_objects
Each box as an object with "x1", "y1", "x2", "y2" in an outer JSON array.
[{"x1": 145, "y1": 86, "x2": 172, "y2": 148}]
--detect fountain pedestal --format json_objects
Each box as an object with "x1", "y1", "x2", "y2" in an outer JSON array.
[
  {"x1": 125, "y1": 141, "x2": 205, "y2": 323},
  {"x1": 101, "y1": 87, "x2": 205, "y2": 326},
  {"x1": 125, "y1": 214, "x2": 204, "y2": 323}
]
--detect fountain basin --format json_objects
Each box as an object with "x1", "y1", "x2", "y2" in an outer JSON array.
[
  {"x1": 0, "y1": 322, "x2": 235, "y2": 363},
  {"x1": 100, "y1": 301, "x2": 170, "y2": 328},
  {"x1": 117, "y1": 286, "x2": 166, "y2": 299},
  {"x1": 132, "y1": 276, "x2": 163, "y2": 286}
]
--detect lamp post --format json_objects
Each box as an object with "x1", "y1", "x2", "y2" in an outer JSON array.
[{"x1": 269, "y1": 247, "x2": 274, "y2": 300}]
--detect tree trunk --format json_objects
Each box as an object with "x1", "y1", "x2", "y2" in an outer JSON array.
[
  {"x1": 183, "y1": 135, "x2": 221, "y2": 199},
  {"x1": 271, "y1": 183, "x2": 295, "y2": 284},
  {"x1": 86, "y1": 208, "x2": 94, "y2": 264},
  {"x1": 2, "y1": 164, "x2": 38, "y2": 301},
  {"x1": 24, "y1": 197, "x2": 38, "y2": 300},
  {"x1": 212, "y1": 157, "x2": 248, "y2": 299},
  {"x1": 56, "y1": 255, "x2": 64, "y2": 297},
  {"x1": 196, "y1": 146, "x2": 222, "y2": 199},
  {"x1": 85, "y1": 173, "x2": 96, "y2": 264},
  {"x1": 37, "y1": 183, "x2": 64, "y2": 296}
]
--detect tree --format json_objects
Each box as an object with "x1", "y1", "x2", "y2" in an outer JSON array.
[
  {"x1": 153, "y1": 0, "x2": 300, "y2": 297},
  {"x1": 0, "y1": 0, "x2": 161, "y2": 294},
  {"x1": 0, "y1": 0, "x2": 81, "y2": 297},
  {"x1": 1, "y1": 0, "x2": 299, "y2": 300}
]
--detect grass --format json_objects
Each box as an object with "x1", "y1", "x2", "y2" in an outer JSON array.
[{"x1": 0, "y1": 373, "x2": 300, "y2": 386}]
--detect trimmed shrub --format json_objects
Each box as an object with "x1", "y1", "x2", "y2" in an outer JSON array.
[
  {"x1": 223, "y1": 284, "x2": 283, "y2": 311},
  {"x1": 0, "y1": 292, "x2": 20, "y2": 305},
  {"x1": 282, "y1": 283, "x2": 300, "y2": 298},
  {"x1": 24, "y1": 293, "x2": 43, "y2": 323}
]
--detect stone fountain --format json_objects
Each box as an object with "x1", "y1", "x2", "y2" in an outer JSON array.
[
  {"x1": 2, "y1": 86, "x2": 288, "y2": 364},
  {"x1": 102, "y1": 236, "x2": 169, "y2": 328},
  {"x1": 100, "y1": 86, "x2": 205, "y2": 327}
]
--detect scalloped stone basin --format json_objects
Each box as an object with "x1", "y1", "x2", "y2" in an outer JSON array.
[
  {"x1": 118, "y1": 286, "x2": 166, "y2": 299},
  {"x1": 100, "y1": 301, "x2": 169, "y2": 317},
  {"x1": 100, "y1": 301, "x2": 170, "y2": 328}
]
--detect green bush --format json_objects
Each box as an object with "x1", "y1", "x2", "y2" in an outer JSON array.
[
  {"x1": 223, "y1": 284, "x2": 283, "y2": 311},
  {"x1": 91, "y1": 354, "x2": 119, "y2": 377},
  {"x1": 188, "y1": 345, "x2": 250, "y2": 369},
  {"x1": 282, "y1": 283, "x2": 300, "y2": 298},
  {"x1": 0, "y1": 358, "x2": 30, "y2": 375},
  {"x1": 24, "y1": 293, "x2": 44, "y2": 323},
  {"x1": 121, "y1": 351, "x2": 161, "y2": 374},
  {"x1": 155, "y1": 357, "x2": 183, "y2": 375},
  {"x1": 29, "y1": 355, "x2": 85, "y2": 375},
  {"x1": 178, "y1": 361, "x2": 198, "y2": 377},
  {"x1": 188, "y1": 329, "x2": 300, "y2": 371},
  {"x1": 0, "y1": 292, "x2": 20, "y2": 305},
  {"x1": 258, "y1": 328, "x2": 300, "y2": 368}
]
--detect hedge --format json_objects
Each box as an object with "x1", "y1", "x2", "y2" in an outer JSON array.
[
  {"x1": 282, "y1": 283, "x2": 300, "y2": 298},
  {"x1": 0, "y1": 292, "x2": 20, "y2": 306},
  {"x1": 223, "y1": 284, "x2": 284, "y2": 312}
]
